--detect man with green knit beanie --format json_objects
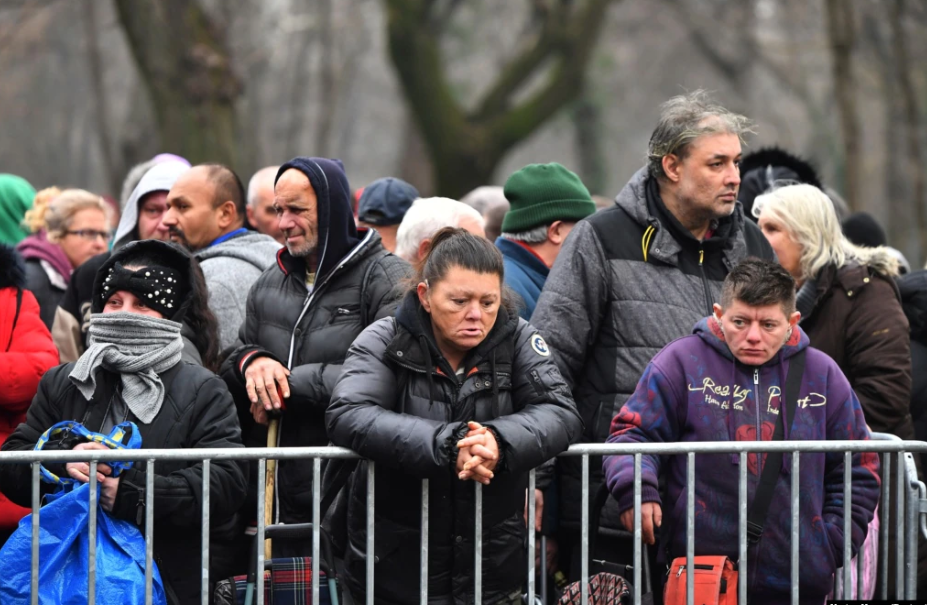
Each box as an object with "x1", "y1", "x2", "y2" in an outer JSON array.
[
  {"x1": 0, "y1": 174, "x2": 35, "y2": 246},
  {"x1": 496, "y1": 162, "x2": 595, "y2": 320}
]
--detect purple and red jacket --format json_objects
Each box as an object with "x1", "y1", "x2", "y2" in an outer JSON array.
[{"x1": 603, "y1": 316, "x2": 880, "y2": 604}]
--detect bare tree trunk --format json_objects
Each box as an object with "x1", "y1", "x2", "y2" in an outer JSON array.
[
  {"x1": 314, "y1": 0, "x2": 336, "y2": 156},
  {"x1": 385, "y1": 0, "x2": 618, "y2": 198},
  {"x1": 572, "y1": 91, "x2": 607, "y2": 195},
  {"x1": 398, "y1": 112, "x2": 435, "y2": 196},
  {"x1": 825, "y1": 0, "x2": 862, "y2": 211},
  {"x1": 81, "y1": 0, "x2": 119, "y2": 197},
  {"x1": 114, "y1": 0, "x2": 242, "y2": 169},
  {"x1": 891, "y1": 0, "x2": 926, "y2": 262}
]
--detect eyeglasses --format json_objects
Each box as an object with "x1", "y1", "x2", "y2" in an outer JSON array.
[{"x1": 64, "y1": 229, "x2": 112, "y2": 242}]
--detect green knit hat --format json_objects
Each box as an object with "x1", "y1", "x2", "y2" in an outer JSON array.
[
  {"x1": 501, "y1": 163, "x2": 595, "y2": 233},
  {"x1": 0, "y1": 174, "x2": 35, "y2": 246}
]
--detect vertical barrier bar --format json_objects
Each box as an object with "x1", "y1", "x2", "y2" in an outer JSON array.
[
  {"x1": 738, "y1": 452, "x2": 747, "y2": 604},
  {"x1": 686, "y1": 452, "x2": 694, "y2": 605},
  {"x1": 527, "y1": 469, "x2": 535, "y2": 604},
  {"x1": 312, "y1": 458, "x2": 321, "y2": 605},
  {"x1": 475, "y1": 480, "x2": 483, "y2": 605},
  {"x1": 906, "y1": 454, "x2": 917, "y2": 598},
  {"x1": 256, "y1": 459, "x2": 266, "y2": 605},
  {"x1": 30, "y1": 461, "x2": 39, "y2": 605},
  {"x1": 633, "y1": 454, "x2": 642, "y2": 605},
  {"x1": 88, "y1": 460, "x2": 98, "y2": 605},
  {"x1": 145, "y1": 459, "x2": 155, "y2": 605},
  {"x1": 581, "y1": 454, "x2": 589, "y2": 605},
  {"x1": 367, "y1": 461, "x2": 375, "y2": 605},
  {"x1": 843, "y1": 451, "x2": 852, "y2": 597},
  {"x1": 896, "y1": 452, "x2": 905, "y2": 597},
  {"x1": 420, "y1": 479, "x2": 429, "y2": 605},
  {"x1": 791, "y1": 452, "x2": 800, "y2": 605},
  {"x1": 880, "y1": 453, "x2": 890, "y2": 599},
  {"x1": 201, "y1": 459, "x2": 210, "y2": 605}
]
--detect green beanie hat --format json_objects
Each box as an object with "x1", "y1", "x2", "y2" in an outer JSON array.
[
  {"x1": 501, "y1": 163, "x2": 595, "y2": 234},
  {"x1": 0, "y1": 174, "x2": 35, "y2": 246}
]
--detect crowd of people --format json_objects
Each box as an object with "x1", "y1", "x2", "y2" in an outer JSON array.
[{"x1": 0, "y1": 89, "x2": 921, "y2": 604}]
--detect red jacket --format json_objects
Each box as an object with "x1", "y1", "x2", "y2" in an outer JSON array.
[{"x1": 0, "y1": 248, "x2": 59, "y2": 531}]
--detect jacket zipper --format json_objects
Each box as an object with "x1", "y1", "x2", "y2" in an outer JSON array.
[
  {"x1": 698, "y1": 247, "x2": 713, "y2": 315},
  {"x1": 753, "y1": 367, "x2": 761, "y2": 449},
  {"x1": 750, "y1": 366, "x2": 761, "y2": 593},
  {"x1": 285, "y1": 229, "x2": 375, "y2": 368}
]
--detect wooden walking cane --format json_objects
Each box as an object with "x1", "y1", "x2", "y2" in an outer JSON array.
[{"x1": 264, "y1": 390, "x2": 284, "y2": 561}]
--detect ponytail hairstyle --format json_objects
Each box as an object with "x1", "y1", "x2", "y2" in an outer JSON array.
[{"x1": 411, "y1": 226, "x2": 517, "y2": 314}]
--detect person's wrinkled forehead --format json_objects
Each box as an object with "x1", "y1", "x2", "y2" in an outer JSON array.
[{"x1": 274, "y1": 169, "x2": 317, "y2": 205}]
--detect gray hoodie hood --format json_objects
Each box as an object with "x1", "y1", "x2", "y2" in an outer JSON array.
[
  {"x1": 194, "y1": 230, "x2": 281, "y2": 271},
  {"x1": 114, "y1": 161, "x2": 190, "y2": 248}
]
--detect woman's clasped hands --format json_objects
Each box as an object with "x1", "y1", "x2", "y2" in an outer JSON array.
[{"x1": 455, "y1": 421, "x2": 499, "y2": 485}]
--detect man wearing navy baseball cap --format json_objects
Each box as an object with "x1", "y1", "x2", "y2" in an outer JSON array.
[{"x1": 357, "y1": 177, "x2": 420, "y2": 252}]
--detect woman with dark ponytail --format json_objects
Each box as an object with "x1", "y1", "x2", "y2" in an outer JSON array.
[{"x1": 327, "y1": 227, "x2": 582, "y2": 604}]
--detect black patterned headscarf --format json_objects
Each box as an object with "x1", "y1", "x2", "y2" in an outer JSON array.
[{"x1": 99, "y1": 262, "x2": 184, "y2": 319}]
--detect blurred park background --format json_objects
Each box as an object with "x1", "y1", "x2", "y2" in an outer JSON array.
[{"x1": 2, "y1": 0, "x2": 927, "y2": 262}]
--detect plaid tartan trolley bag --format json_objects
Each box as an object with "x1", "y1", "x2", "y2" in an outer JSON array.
[
  {"x1": 557, "y1": 485, "x2": 653, "y2": 605},
  {"x1": 214, "y1": 410, "x2": 341, "y2": 605}
]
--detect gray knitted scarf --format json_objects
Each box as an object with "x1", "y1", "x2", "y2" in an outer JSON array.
[{"x1": 69, "y1": 313, "x2": 184, "y2": 424}]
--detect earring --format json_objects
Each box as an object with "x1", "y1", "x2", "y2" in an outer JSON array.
[{"x1": 784, "y1": 328, "x2": 793, "y2": 343}]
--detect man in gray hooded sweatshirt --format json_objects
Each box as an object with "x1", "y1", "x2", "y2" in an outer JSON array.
[{"x1": 163, "y1": 163, "x2": 281, "y2": 353}]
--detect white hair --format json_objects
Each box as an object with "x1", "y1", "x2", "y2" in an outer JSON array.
[
  {"x1": 247, "y1": 166, "x2": 279, "y2": 208},
  {"x1": 395, "y1": 197, "x2": 485, "y2": 262},
  {"x1": 501, "y1": 224, "x2": 549, "y2": 244},
  {"x1": 753, "y1": 184, "x2": 898, "y2": 279}
]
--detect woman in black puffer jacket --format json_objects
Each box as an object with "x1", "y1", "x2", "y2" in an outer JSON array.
[
  {"x1": 326, "y1": 227, "x2": 583, "y2": 605},
  {"x1": 0, "y1": 240, "x2": 248, "y2": 605}
]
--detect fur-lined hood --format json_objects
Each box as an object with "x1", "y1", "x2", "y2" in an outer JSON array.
[{"x1": 0, "y1": 244, "x2": 26, "y2": 289}]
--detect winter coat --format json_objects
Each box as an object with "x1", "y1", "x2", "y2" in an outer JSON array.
[
  {"x1": 495, "y1": 237, "x2": 548, "y2": 320},
  {"x1": 326, "y1": 292, "x2": 583, "y2": 604},
  {"x1": 193, "y1": 230, "x2": 281, "y2": 353},
  {"x1": 221, "y1": 157, "x2": 410, "y2": 526},
  {"x1": 900, "y1": 269, "x2": 927, "y2": 446},
  {"x1": 0, "y1": 361, "x2": 248, "y2": 605},
  {"x1": 0, "y1": 245, "x2": 58, "y2": 532},
  {"x1": 530, "y1": 167, "x2": 775, "y2": 532},
  {"x1": 800, "y1": 262, "x2": 914, "y2": 439},
  {"x1": 603, "y1": 316, "x2": 880, "y2": 605},
  {"x1": 16, "y1": 232, "x2": 72, "y2": 329}
]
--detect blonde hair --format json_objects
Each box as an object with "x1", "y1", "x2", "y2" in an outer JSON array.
[
  {"x1": 22, "y1": 188, "x2": 111, "y2": 241},
  {"x1": 752, "y1": 184, "x2": 898, "y2": 280}
]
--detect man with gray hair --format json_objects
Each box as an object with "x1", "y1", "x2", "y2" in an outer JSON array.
[
  {"x1": 497, "y1": 162, "x2": 596, "y2": 319},
  {"x1": 531, "y1": 90, "x2": 775, "y2": 580},
  {"x1": 394, "y1": 197, "x2": 485, "y2": 263},
  {"x1": 247, "y1": 165, "x2": 285, "y2": 244}
]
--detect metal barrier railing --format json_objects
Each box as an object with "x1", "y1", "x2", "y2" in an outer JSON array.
[{"x1": 1, "y1": 439, "x2": 924, "y2": 605}]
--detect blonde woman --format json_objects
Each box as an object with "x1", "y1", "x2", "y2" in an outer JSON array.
[
  {"x1": 16, "y1": 188, "x2": 112, "y2": 328},
  {"x1": 753, "y1": 183, "x2": 913, "y2": 441}
]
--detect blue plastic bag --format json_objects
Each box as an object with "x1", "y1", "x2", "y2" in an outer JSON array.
[{"x1": 0, "y1": 421, "x2": 168, "y2": 604}]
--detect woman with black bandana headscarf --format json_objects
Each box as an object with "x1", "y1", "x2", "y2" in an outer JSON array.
[{"x1": 0, "y1": 240, "x2": 248, "y2": 605}]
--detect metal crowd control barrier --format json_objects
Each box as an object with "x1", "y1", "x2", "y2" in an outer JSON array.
[{"x1": 1, "y1": 438, "x2": 925, "y2": 605}]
